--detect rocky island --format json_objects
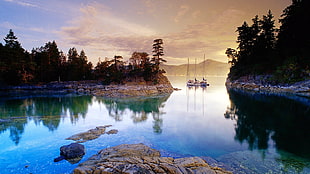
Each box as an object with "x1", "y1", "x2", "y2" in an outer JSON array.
[
  {"x1": 0, "y1": 36, "x2": 176, "y2": 98},
  {"x1": 0, "y1": 73, "x2": 175, "y2": 98}
]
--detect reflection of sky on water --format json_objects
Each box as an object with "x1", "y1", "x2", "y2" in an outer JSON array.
[{"x1": 162, "y1": 76, "x2": 245, "y2": 157}]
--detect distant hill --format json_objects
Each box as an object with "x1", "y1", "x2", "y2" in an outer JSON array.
[{"x1": 161, "y1": 59, "x2": 229, "y2": 76}]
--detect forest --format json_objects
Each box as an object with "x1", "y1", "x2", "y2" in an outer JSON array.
[
  {"x1": 226, "y1": 0, "x2": 310, "y2": 84},
  {"x1": 0, "y1": 32, "x2": 166, "y2": 85}
]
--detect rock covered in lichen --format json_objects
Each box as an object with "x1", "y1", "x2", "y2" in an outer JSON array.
[{"x1": 73, "y1": 143, "x2": 232, "y2": 174}]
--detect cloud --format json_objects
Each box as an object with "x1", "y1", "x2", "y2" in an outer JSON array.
[
  {"x1": 59, "y1": 2, "x2": 158, "y2": 63},
  {"x1": 162, "y1": 8, "x2": 244, "y2": 64},
  {"x1": 192, "y1": 10, "x2": 201, "y2": 19},
  {"x1": 0, "y1": 21, "x2": 52, "y2": 34},
  {"x1": 59, "y1": 1, "x2": 244, "y2": 65},
  {"x1": 174, "y1": 5, "x2": 190, "y2": 23},
  {"x1": 4, "y1": 0, "x2": 38, "y2": 7},
  {"x1": 0, "y1": 21, "x2": 17, "y2": 30}
]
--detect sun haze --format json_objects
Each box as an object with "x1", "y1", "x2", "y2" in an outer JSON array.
[{"x1": 0, "y1": 0, "x2": 291, "y2": 65}]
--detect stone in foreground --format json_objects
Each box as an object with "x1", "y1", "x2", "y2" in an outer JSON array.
[
  {"x1": 54, "y1": 143, "x2": 85, "y2": 164},
  {"x1": 73, "y1": 143, "x2": 232, "y2": 174}
]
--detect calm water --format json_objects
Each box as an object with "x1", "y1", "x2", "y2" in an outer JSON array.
[{"x1": 0, "y1": 76, "x2": 309, "y2": 174}]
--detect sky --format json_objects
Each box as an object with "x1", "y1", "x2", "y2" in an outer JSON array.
[{"x1": 0, "y1": 0, "x2": 292, "y2": 65}]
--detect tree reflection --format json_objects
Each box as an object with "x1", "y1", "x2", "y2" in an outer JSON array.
[
  {"x1": 225, "y1": 89, "x2": 310, "y2": 160},
  {"x1": 0, "y1": 95, "x2": 93, "y2": 144},
  {"x1": 96, "y1": 94, "x2": 170, "y2": 134}
]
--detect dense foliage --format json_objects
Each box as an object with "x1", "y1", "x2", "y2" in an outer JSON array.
[
  {"x1": 0, "y1": 31, "x2": 166, "y2": 85},
  {"x1": 226, "y1": 0, "x2": 310, "y2": 83}
]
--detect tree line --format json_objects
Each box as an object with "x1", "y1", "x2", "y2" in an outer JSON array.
[
  {"x1": 0, "y1": 31, "x2": 166, "y2": 85},
  {"x1": 226, "y1": 0, "x2": 310, "y2": 83}
]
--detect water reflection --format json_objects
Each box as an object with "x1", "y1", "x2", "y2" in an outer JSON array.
[
  {"x1": 96, "y1": 94, "x2": 171, "y2": 134},
  {"x1": 0, "y1": 95, "x2": 93, "y2": 144},
  {"x1": 225, "y1": 89, "x2": 310, "y2": 159},
  {"x1": 0, "y1": 94, "x2": 171, "y2": 144}
]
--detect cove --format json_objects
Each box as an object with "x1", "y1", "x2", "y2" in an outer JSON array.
[{"x1": 0, "y1": 76, "x2": 309, "y2": 173}]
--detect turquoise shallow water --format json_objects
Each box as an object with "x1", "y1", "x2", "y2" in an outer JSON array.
[{"x1": 0, "y1": 76, "x2": 309, "y2": 173}]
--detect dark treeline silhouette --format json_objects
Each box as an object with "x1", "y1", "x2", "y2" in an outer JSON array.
[
  {"x1": 226, "y1": 0, "x2": 310, "y2": 83},
  {"x1": 0, "y1": 31, "x2": 166, "y2": 85}
]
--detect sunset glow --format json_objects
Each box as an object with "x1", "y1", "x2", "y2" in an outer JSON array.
[{"x1": 0, "y1": 0, "x2": 291, "y2": 64}]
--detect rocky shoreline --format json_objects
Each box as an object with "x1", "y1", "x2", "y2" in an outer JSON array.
[
  {"x1": 226, "y1": 76, "x2": 310, "y2": 98},
  {"x1": 73, "y1": 143, "x2": 232, "y2": 174},
  {"x1": 0, "y1": 79, "x2": 175, "y2": 98},
  {"x1": 59, "y1": 126, "x2": 232, "y2": 173}
]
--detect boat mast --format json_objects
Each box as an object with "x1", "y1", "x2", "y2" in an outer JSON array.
[
  {"x1": 187, "y1": 58, "x2": 190, "y2": 79},
  {"x1": 203, "y1": 54, "x2": 205, "y2": 80},
  {"x1": 195, "y1": 58, "x2": 197, "y2": 80}
]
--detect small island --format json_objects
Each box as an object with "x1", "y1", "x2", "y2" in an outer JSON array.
[
  {"x1": 225, "y1": 0, "x2": 310, "y2": 98},
  {"x1": 0, "y1": 36, "x2": 174, "y2": 97}
]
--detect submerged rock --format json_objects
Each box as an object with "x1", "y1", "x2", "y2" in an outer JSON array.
[
  {"x1": 73, "y1": 143, "x2": 232, "y2": 174},
  {"x1": 66, "y1": 125, "x2": 114, "y2": 143},
  {"x1": 54, "y1": 143, "x2": 85, "y2": 164}
]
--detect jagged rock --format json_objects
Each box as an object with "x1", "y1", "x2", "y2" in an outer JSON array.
[
  {"x1": 54, "y1": 143, "x2": 85, "y2": 164},
  {"x1": 73, "y1": 143, "x2": 232, "y2": 174},
  {"x1": 66, "y1": 125, "x2": 113, "y2": 143}
]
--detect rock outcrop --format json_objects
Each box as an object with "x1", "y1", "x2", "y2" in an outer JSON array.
[
  {"x1": 226, "y1": 77, "x2": 310, "y2": 98},
  {"x1": 73, "y1": 143, "x2": 232, "y2": 174},
  {"x1": 54, "y1": 143, "x2": 85, "y2": 164},
  {"x1": 66, "y1": 125, "x2": 116, "y2": 143},
  {"x1": 1, "y1": 76, "x2": 175, "y2": 97}
]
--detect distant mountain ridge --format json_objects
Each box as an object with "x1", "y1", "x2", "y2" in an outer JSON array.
[{"x1": 161, "y1": 59, "x2": 229, "y2": 76}]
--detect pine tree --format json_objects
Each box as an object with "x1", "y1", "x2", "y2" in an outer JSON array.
[
  {"x1": 151, "y1": 39, "x2": 166, "y2": 74},
  {"x1": 1, "y1": 29, "x2": 29, "y2": 84},
  {"x1": 4, "y1": 29, "x2": 22, "y2": 49},
  {"x1": 277, "y1": 0, "x2": 310, "y2": 68}
]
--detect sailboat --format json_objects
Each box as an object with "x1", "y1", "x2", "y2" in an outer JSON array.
[
  {"x1": 200, "y1": 54, "x2": 209, "y2": 87},
  {"x1": 187, "y1": 58, "x2": 200, "y2": 86},
  {"x1": 186, "y1": 56, "x2": 209, "y2": 87}
]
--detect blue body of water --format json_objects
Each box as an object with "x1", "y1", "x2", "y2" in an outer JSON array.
[{"x1": 0, "y1": 76, "x2": 309, "y2": 173}]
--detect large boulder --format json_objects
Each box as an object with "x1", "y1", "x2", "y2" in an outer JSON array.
[
  {"x1": 73, "y1": 143, "x2": 232, "y2": 174},
  {"x1": 54, "y1": 143, "x2": 85, "y2": 164}
]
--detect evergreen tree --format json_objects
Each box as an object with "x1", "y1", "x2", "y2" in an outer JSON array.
[
  {"x1": 1, "y1": 29, "x2": 30, "y2": 84},
  {"x1": 277, "y1": 0, "x2": 310, "y2": 69},
  {"x1": 151, "y1": 39, "x2": 166, "y2": 74},
  {"x1": 260, "y1": 10, "x2": 276, "y2": 51},
  {"x1": 254, "y1": 10, "x2": 276, "y2": 67},
  {"x1": 227, "y1": 11, "x2": 278, "y2": 79},
  {"x1": 66, "y1": 48, "x2": 92, "y2": 80},
  {"x1": 79, "y1": 50, "x2": 93, "y2": 80},
  {"x1": 4, "y1": 29, "x2": 22, "y2": 49},
  {"x1": 32, "y1": 41, "x2": 62, "y2": 82}
]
